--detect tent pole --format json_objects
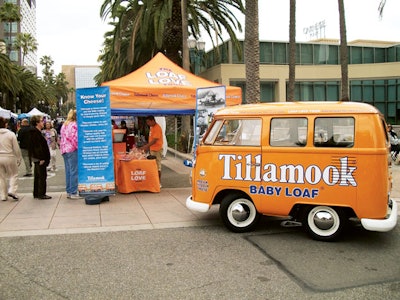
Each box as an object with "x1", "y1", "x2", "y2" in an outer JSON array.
[{"x1": 174, "y1": 116, "x2": 177, "y2": 157}]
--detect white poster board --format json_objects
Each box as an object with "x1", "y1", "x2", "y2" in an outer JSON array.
[{"x1": 193, "y1": 86, "x2": 226, "y2": 152}]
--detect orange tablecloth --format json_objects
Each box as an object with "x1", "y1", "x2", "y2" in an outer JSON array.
[
  {"x1": 114, "y1": 157, "x2": 160, "y2": 193},
  {"x1": 113, "y1": 142, "x2": 127, "y2": 156}
]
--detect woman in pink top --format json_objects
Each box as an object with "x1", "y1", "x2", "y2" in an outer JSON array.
[{"x1": 60, "y1": 109, "x2": 82, "y2": 199}]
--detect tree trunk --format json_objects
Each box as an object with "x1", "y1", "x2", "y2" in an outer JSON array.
[
  {"x1": 288, "y1": 0, "x2": 296, "y2": 101},
  {"x1": 180, "y1": 0, "x2": 191, "y2": 152},
  {"x1": 338, "y1": 0, "x2": 349, "y2": 100},
  {"x1": 244, "y1": 0, "x2": 260, "y2": 103}
]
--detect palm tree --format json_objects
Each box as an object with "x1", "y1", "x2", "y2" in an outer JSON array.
[
  {"x1": 287, "y1": 0, "x2": 296, "y2": 101},
  {"x1": 40, "y1": 55, "x2": 55, "y2": 85},
  {"x1": 16, "y1": 68, "x2": 49, "y2": 112},
  {"x1": 98, "y1": 0, "x2": 244, "y2": 152},
  {"x1": 244, "y1": 0, "x2": 260, "y2": 104},
  {"x1": 0, "y1": 2, "x2": 22, "y2": 56},
  {"x1": 181, "y1": 0, "x2": 190, "y2": 72},
  {"x1": 53, "y1": 72, "x2": 70, "y2": 115},
  {"x1": 180, "y1": 0, "x2": 191, "y2": 145},
  {"x1": 0, "y1": 53, "x2": 20, "y2": 107},
  {"x1": 378, "y1": 0, "x2": 387, "y2": 18},
  {"x1": 98, "y1": 0, "x2": 245, "y2": 82},
  {"x1": 338, "y1": 0, "x2": 349, "y2": 100},
  {"x1": 13, "y1": 32, "x2": 38, "y2": 66},
  {"x1": 0, "y1": 53, "x2": 18, "y2": 92}
]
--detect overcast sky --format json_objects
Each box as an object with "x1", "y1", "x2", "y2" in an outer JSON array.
[{"x1": 36, "y1": 0, "x2": 400, "y2": 75}]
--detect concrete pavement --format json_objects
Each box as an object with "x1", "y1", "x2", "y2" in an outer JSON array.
[
  {"x1": 0, "y1": 149, "x2": 223, "y2": 237},
  {"x1": 0, "y1": 149, "x2": 399, "y2": 238}
]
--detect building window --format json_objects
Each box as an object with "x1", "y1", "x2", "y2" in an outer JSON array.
[
  {"x1": 327, "y1": 45, "x2": 339, "y2": 64},
  {"x1": 351, "y1": 47, "x2": 362, "y2": 64},
  {"x1": 232, "y1": 41, "x2": 244, "y2": 63},
  {"x1": 260, "y1": 82, "x2": 275, "y2": 102},
  {"x1": 300, "y1": 44, "x2": 313, "y2": 64},
  {"x1": 314, "y1": 44, "x2": 329, "y2": 64},
  {"x1": 260, "y1": 42, "x2": 273, "y2": 64},
  {"x1": 363, "y1": 47, "x2": 374, "y2": 63},
  {"x1": 291, "y1": 81, "x2": 340, "y2": 101},
  {"x1": 274, "y1": 43, "x2": 287, "y2": 64},
  {"x1": 350, "y1": 79, "x2": 400, "y2": 123},
  {"x1": 388, "y1": 45, "x2": 400, "y2": 62},
  {"x1": 375, "y1": 48, "x2": 386, "y2": 63},
  {"x1": 229, "y1": 81, "x2": 275, "y2": 104}
]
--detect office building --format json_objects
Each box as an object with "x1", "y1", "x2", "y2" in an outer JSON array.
[
  {"x1": 202, "y1": 39, "x2": 400, "y2": 123},
  {"x1": 62, "y1": 65, "x2": 100, "y2": 112},
  {"x1": 0, "y1": 0, "x2": 37, "y2": 73}
]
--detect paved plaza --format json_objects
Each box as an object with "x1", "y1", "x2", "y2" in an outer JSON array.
[{"x1": 0, "y1": 149, "x2": 399, "y2": 237}]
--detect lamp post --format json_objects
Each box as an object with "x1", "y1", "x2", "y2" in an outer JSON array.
[
  {"x1": 39, "y1": 100, "x2": 44, "y2": 111},
  {"x1": 187, "y1": 37, "x2": 205, "y2": 75}
]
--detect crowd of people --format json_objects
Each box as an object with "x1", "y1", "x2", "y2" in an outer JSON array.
[
  {"x1": 0, "y1": 109, "x2": 81, "y2": 201},
  {"x1": 0, "y1": 112, "x2": 164, "y2": 201}
]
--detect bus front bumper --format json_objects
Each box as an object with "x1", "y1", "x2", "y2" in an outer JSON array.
[{"x1": 186, "y1": 195, "x2": 211, "y2": 213}]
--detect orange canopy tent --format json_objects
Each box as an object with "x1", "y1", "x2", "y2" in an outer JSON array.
[{"x1": 101, "y1": 52, "x2": 242, "y2": 115}]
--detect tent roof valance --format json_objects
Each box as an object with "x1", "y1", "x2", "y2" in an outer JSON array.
[{"x1": 101, "y1": 52, "x2": 242, "y2": 115}]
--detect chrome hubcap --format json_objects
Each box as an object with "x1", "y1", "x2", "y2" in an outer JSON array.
[
  {"x1": 231, "y1": 203, "x2": 249, "y2": 222},
  {"x1": 313, "y1": 211, "x2": 334, "y2": 230}
]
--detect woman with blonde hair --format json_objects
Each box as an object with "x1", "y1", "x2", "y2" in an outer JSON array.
[{"x1": 60, "y1": 109, "x2": 82, "y2": 199}]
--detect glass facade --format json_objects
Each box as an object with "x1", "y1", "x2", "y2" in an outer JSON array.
[
  {"x1": 230, "y1": 81, "x2": 276, "y2": 103},
  {"x1": 207, "y1": 40, "x2": 400, "y2": 66},
  {"x1": 75, "y1": 67, "x2": 101, "y2": 89},
  {"x1": 207, "y1": 40, "x2": 400, "y2": 123},
  {"x1": 1, "y1": 0, "x2": 37, "y2": 70}
]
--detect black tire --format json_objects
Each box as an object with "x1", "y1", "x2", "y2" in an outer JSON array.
[
  {"x1": 303, "y1": 206, "x2": 346, "y2": 241},
  {"x1": 219, "y1": 193, "x2": 260, "y2": 233}
]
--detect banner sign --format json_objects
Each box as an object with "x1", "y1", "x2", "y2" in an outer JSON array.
[
  {"x1": 193, "y1": 86, "x2": 226, "y2": 152},
  {"x1": 76, "y1": 87, "x2": 115, "y2": 195}
]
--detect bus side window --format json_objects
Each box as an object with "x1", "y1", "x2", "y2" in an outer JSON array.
[
  {"x1": 235, "y1": 119, "x2": 262, "y2": 146},
  {"x1": 270, "y1": 118, "x2": 307, "y2": 147},
  {"x1": 214, "y1": 119, "x2": 262, "y2": 146},
  {"x1": 314, "y1": 117, "x2": 354, "y2": 147},
  {"x1": 215, "y1": 120, "x2": 240, "y2": 145}
]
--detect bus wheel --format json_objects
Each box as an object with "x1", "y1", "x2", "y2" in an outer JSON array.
[
  {"x1": 304, "y1": 206, "x2": 345, "y2": 241},
  {"x1": 220, "y1": 194, "x2": 260, "y2": 233}
]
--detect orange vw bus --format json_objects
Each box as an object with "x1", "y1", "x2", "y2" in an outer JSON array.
[{"x1": 186, "y1": 101, "x2": 397, "y2": 241}]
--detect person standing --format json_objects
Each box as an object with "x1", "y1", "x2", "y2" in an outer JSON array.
[
  {"x1": 42, "y1": 121, "x2": 58, "y2": 171},
  {"x1": 140, "y1": 116, "x2": 163, "y2": 183},
  {"x1": 0, "y1": 117, "x2": 22, "y2": 201},
  {"x1": 60, "y1": 109, "x2": 83, "y2": 199},
  {"x1": 17, "y1": 118, "x2": 33, "y2": 176},
  {"x1": 388, "y1": 124, "x2": 400, "y2": 161},
  {"x1": 111, "y1": 119, "x2": 118, "y2": 129},
  {"x1": 28, "y1": 115, "x2": 51, "y2": 199},
  {"x1": 119, "y1": 119, "x2": 128, "y2": 142}
]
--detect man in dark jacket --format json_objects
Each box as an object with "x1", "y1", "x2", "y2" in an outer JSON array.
[
  {"x1": 17, "y1": 118, "x2": 33, "y2": 176},
  {"x1": 28, "y1": 115, "x2": 51, "y2": 199}
]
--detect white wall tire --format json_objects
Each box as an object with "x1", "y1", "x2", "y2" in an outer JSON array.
[
  {"x1": 220, "y1": 194, "x2": 260, "y2": 233},
  {"x1": 304, "y1": 206, "x2": 345, "y2": 241}
]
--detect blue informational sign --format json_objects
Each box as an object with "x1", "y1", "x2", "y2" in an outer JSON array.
[
  {"x1": 193, "y1": 86, "x2": 226, "y2": 153},
  {"x1": 76, "y1": 87, "x2": 115, "y2": 195}
]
